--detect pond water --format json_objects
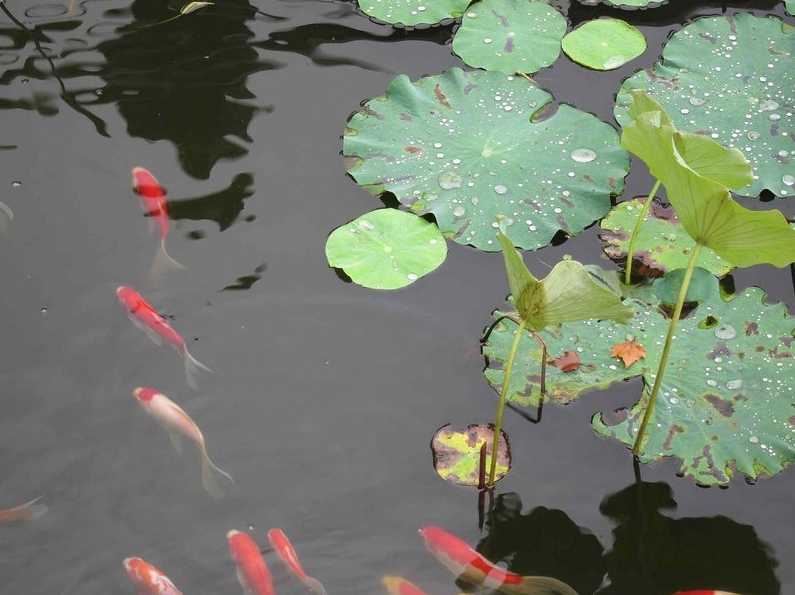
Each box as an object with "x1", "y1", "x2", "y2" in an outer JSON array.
[{"x1": 1, "y1": 0, "x2": 794, "y2": 593}]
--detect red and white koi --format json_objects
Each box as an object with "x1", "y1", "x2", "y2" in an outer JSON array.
[
  {"x1": 383, "y1": 576, "x2": 430, "y2": 595},
  {"x1": 267, "y1": 528, "x2": 327, "y2": 594},
  {"x1": 116, "y1": 286, "x2": 211, "y2": 389},
  {"x1": 0, "y1": 497, "x2": 47, "y2": 524},
  {"x1": 133, "y1": 387, "x2": 233, "y2": 498},
  {"x1": 419, "y1": 526, "x2": 578, "y2": 595},
  {"x1": 123, "y1": 557, "x2": 183, "y2": 595},
  {"x1": 131, "y1": 166, "x2": 185, "y2": 276},
  {"x1": 227, "y1": 530, "x2": 275, "y2": 595}
]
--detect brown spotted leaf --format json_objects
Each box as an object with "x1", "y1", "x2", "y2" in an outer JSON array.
[
  {"x1": 611, "y1": 339, "x2": 646, "y2": 368},
  {"x1": 431, "y1": 424, "x2": 511, "y2": 487},
  {"x1": 551, "y1": 351, "x2": 582, "y2": 373}
]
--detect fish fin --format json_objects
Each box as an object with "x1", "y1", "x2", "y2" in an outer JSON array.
[
  {"x1": 184, "y1": 348, "x2": 212, "y2": 390},
  {"x1": 128, "y1": 313, "x2": 163, "y2": 346},
  {"x1": 21, "y1": 496, "x2": 48, "y2": 521},
  {"x1": 302, "y1": 576, "x2": 328, "y2": 595},
  {"x1": 499, "y1": 576, "x2": 579, "y2": 595},
  {"x1": 200, "y1": 449, "x2": 233, "y2": 499},
  {"x1": 167, "y1": 429, "x2": 184, "y2": 455},
  {"x1": 150, "y1": 238, "x2": 186, "y2": 281}
]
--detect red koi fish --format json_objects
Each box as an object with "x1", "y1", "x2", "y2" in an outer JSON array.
[
  {"x1": 133, "y1": 387, "x2": 232, "y2": 498},
  {"x1": 0, "y1": 497, "x2": 47, "y2": 524},
  {"x1": 227, "y1": 530, "x2": 275, "y2": 595},
  {"x1": 131, "y1": 166, "x2": 185, "y2": 276},
  {"x1": 267, "y1": 528, "x2": 327, "y2": 594},
  {"x1": 123, "y1": 557, "x2": 183, "y2": 595},
  {"x1": 383, "y1": 576, "x2": 430, "y2": 595},
  {"x1": 673, "y1": 591, "x2": 739, "y2": 595},
  {"x1": 419, "y1": 526, "x2": 577, "y2": 595},
  {"x1": 116, "y1": 286, "x2": 211, "y2": 389}
]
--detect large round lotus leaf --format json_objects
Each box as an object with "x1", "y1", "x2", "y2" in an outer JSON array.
[
  {"x1": 615, "y1": 14, "x2": 795, "y2": 198},
  {"x1": 599, "y1": 197, "x2": 732, "y2": 277},
  {"x1": 357, "y1": 0, "x2": 469, "y2": 26},
  {"x1": 325, "y1": 208, "x2": 447, "y2": 290},
  {"x1": 451, "y1": 0, "x2": 567, "y2": 75},
  {"x1": 483, "y1": 285, "x2": 795, "y2": 485},
  {"x1": 344, "y1": 69, "x2": 629, "y2": 252},
  {"x1": 562, "y1": 18, "x2": 646, "y2": 71},
  {"x1": 431, "y1": 423, "x2": 511, "y2": 486}
]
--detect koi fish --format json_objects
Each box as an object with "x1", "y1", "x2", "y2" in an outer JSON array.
[
  {"x1": 419, "y1": 526, "x2": 578, "y2": 595},
  {"x1": 383, "y1": 576, "x2": 430, "y2": 595},
  {"x1": 123, "y1": 557, "x2": 183, "y2": 595},
  {"x1": 133, "y1": 387, "x2": 233, "y2": 498},
  {"x1": 131, "y1": 166, "x2": 185, "y2": 277},
  {"x1": 0, "y1": 497, "x2": 47, "y2": 524},
  {"x1": 227, "y1": 530, "x2": 275, "y2": 595},
  {"x1": 673, "y1": 591, "x2": 740, "y2": 595},
  {"x1": 116, "y1": 286, "x2": 211, "y2": 389},
  {"x1": 267, "y1": 528, "x2": 327, "y2": 594}
]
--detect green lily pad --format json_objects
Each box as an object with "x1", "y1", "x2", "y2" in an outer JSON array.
[
  {"x1": 562, "y1": 18, "x2": 646, "y2": 71},
  {"x1": 452, "y1": 0, "x2": 567, "y2": 75},
  {"x1": 357, "y1": 0, "x2": 469, "y2": 26},
  {"x1": 615, "y1": 14, "x2": 795, "y2": 197},
  {"x1": 431, "y1": 423, "x2": 511, "y2": 486},
  {"x1": 344, "y1": 68, "x2": 629, "y2": 252},
  {"x1": 787, "y1": 0, "x2": 794, "y2": 16},
  {"x1": 653, "y1": 267, "x2": 719, "y2": 306},
  {"x1": 599, "y1": 197, "x2": 733, "y2": 278},
  {"x1": 325, "y1": 208, "x2": 447, "y2": 290}
]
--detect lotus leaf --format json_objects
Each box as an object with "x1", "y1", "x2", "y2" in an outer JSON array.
[
  {"x1": 357, "y1": 0, "x2": 469, "y2": 26},
  {"x1": 653, "y1": 267, "x2": 718, "y2": 306},
  {"x1": 452, "y1": 0, "x2": 567, "y2": 75},
  {"x1": 344, "y1": 69, "x2": 629, "y2": 252},
  {"x1": 561, "y1": 18, "x2": 646, "y2": 71},
  {"x1": 615, "y1": 14, "x2": 795, "y2": 197},
  {"x1": 431, "y1": 423, "x2": 511, "y2": 486}
]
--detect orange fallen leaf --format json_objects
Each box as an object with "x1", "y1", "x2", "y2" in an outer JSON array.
[
  {"x1": 550, "y1": 351, "x2": 581, "y2": 373},
  {"x1": 611, "y1": 339, "x2": 646, "y2": 367}
]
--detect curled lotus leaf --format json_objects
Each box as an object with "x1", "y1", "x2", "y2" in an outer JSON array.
[
  {"x1": 357, "y1": 0, "x2": 469, "y2": 26},
  {"x1": 431, "y1": 423, "x2": 511, "y2": 486},
  {"x1": 599, "y1": 197, "x2": 732, "y2": 278},
  {"x1": 344, "y1": 68, "x2": 629, "y2": 252},
  {"x1": 615, "y1": 14, "x2": 795, "y2": 198}
]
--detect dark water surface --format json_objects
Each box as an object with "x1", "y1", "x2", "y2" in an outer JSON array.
[{"x1": 1, "y1": 0, "x2": 793, "y2": 593}]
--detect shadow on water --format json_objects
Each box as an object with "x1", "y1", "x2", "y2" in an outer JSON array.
[{"x1": 167, "y1": 172, "x2": 255, "y2": 230}]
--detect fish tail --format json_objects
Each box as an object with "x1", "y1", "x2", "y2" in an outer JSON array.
[
  {"x1": 500, "y1": 576, "x2": 579, "y2": 595},
  {"x1": 302, "y1": 576, "x2": 328, "y2": 595},
  {"x1": 200, "y1": 449, "x2": 233, "y2": 499},
  {"x1": 150, "y1": 238, "x2": 185, "y2": 279},
  {"x1": 183, "y1": 347, "x2": 212, "y2": 390},
  {"x1": 21, "y1": 496, "x2": 48, "y2": 521}
]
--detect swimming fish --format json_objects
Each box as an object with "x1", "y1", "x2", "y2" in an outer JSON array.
[
  {"x1": 123, "y1": 557, "x2": 183, "y2": 595},
  {"x1": 227, "y1": 530, "x2": 275, "y2": 595},
  {"x1": 419, "y1": 526, "x2": 577, "y2": 595},
  {"x1": 0, "y1": 497, "x2": 47, "y2": 524},
  {"x1": 131, "y1": 166, "x2": 185, "y2": 277},
  {"x1": 383, "y1": 576, "x2": 430, "y2": 595},
  {"x1": 133, "y1": 387, "x2": 233, "y2": 498},
  {"x1": 267, "y1": 528, "x2": 327, "y2": 594},
  {"x1": 116, "y1": 286, "x2": 211, "y2": 389},
  {"x1": 673, "y1": 591, "x2": 740, "y2": 595}
]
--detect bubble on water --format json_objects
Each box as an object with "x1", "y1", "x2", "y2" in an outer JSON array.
[
  {"x1": 570, "y1": 148, "x2": 596, "y2": 163},
  {"x1": 452, "y1": 206, "x2": 466, "y2": 217},
  {"x1": 494, "y1": 184, "x2": 508, "y2": 195},
  {"x1": 759, "y1": 99, "x2": 779, "y2": 111},
  {"x1": 714, "y1": 324, "x2": 736, "y2": 340},
  {"x1": 726, "y1": 379, "x2": 743, "y2": 390},
  {"x1": 407, "y1": 273, "x2": 418, "y2": 281},
  {"x1": 438, "y1": 172, "x2": 463, "y2": 190},
  {"x1": 783, "y1": 175, "x2": 795, "y2": 187}
]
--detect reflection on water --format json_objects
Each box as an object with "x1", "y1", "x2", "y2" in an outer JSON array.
[{"x1": 167, "y1": 172, "x2": 255, "y2": 231}]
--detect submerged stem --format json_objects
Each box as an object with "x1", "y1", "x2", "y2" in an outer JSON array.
[
  {"x1": 624, "y1": 180, "x2": 661, "y2": 285},
  {"x1": 488, "y1": 318, "x2": 527, "y2": 486},
  {"x1": 632, "y1": 243, "x2": 702, "y2": 455}
]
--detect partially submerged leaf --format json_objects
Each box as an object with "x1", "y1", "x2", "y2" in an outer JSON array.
[
  {"x1": 357, "y1": 0, "x2": 469, "y2": 26},
  {"x1": 452, "y1": 0, "x2": 567, "y2": 75},
  {"x1": 561, "y1": 18, "x2": 646, "y2": 71},
  {"x1": 551, "y1": 351, "x2": 581, "y2": 372},
  {"x1": 180, "y1": 1, "x2": 213, "y2": 15},
  {"x1": 344, "y1": 68, "x2": 629, "y2": 252},
  {"x1": 653, "y1": 267, "x2": 719, "y2": 306},
  {"x1": 610, "y1": 339, "x2": 645, "y2": 367},
  {"x1": 431, "y1": 424, "x2": 511, "y2": 486},
  {"x1": 325, "y1": 209, "x2": 447, "y2": 290}
]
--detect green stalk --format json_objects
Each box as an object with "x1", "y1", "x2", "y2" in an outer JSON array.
[
  {"x1": 624, "y1": 180, "x2": 661, "y2": 285},
  {"x1": 488, "y1": 318, "x2": 527, "y2": 486},
  {"x1": 632, "y1": 243, "x2": 702, "y2": 455}
]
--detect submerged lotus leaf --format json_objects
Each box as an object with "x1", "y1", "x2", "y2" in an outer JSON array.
[
  {"x1": 562, "y1": 18, "x2": 646, "y2": 71},
  {"x1": 599, "y1": 197, "x2": 732, "y2": 277},
  {"x1": 653, "y1": 267, "x2": 718, "y2": 306},
  {"x1": 575, "y1": 0, "x2": 665, "y2": 8},
  {"x1": 615, "y1": 14, "x2": 795, "y2": 197},
  {"x1": 788, "y1": 0, "x2": 794, "y2": 16},
  {"x1": 344, "y1": 69, "x2": 629, "y2": 252},
  {"x1": 452, "y1": 0, "x2": 567, "y2": 75},
  {"x1": 431, "y1": 423, "x2": 511, "y2": 486},
  {"x1": 357, "y1": 0, "x2": 469, "y2": 26},
  {"x1": 325, "y1": 208, "x2": 446, "y2": 290}
]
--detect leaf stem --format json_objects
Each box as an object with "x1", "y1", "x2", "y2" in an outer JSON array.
[
  {"x1": 624, "y1": 180, "x2": 661, "y2": 285},
  {"x1": 488, "y1": 318, "x2": 527, "y2": 486},
  {"x1": 632, "y1": 243, "x2": 702, "y2": 455}
]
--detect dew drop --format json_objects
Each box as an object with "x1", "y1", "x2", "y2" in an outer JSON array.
[
  {"x1": 407, "y1": 273, "x2": 418, "y2": 281},
  {"x1": 438, "y1": 172, "x2": 463, "y2": 190},
  {"x1": 783, "y1": 174, "x2": 794, "y2": 187},
  {"x1": 570, "y1": 148, "x2": 596, "y2": 163},
  {"x1": 483, "y1": 38, "x2": 493, "y2": 44},
  {"x1": 452, "y1": 206, "x2": 466, "y2": 217},
  {"x1": 714, "y1": 324, "x2": 736, "y2": 340},
  {"x1": 746, "y1": 131, "x2": 760, "y2": 141},
  {"x1": 726, "y1": 379, "x2": 743, "y2": 390},
  {"x1": 689, "y1": 97, "x2": 705, "y2": 106},
  {"x1": 11, "y1": 180, "x2": 21, "y2": 187},
  {"x1": 759, "y1": 99, "x2": 779, "y2": 111},
  {"x1": 359, "y1": 220, "x2": 375, "y2": 231},
  {"x1": 494, "y1": 184, "x2": 508, "y2": 195},
  {"x1": 749, "y1": 436, "x2": 759, "y2": 444},
  {"x1": 706, "y1": 379, "x2": 717, "y2": 387}
]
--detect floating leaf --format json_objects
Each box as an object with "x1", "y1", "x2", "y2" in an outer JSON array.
[
  {"x1": 325, "y1": 209, "x2": 447, "y2": 290},
  {"x1": 344, "y1": 68, "x2": 629, "y2": 252},
  {"x1": 653, "y1": 267, "x2": 719, "y2": 307},
  {"x1": 551, "y1": 351, "x2": 581, "y2": 372},
  {"x1": 357, "y1": 0, "x2": 468, "y2": 26},
  {"x1": 610, "y1": 339, "x2": 645, "y2": 367},
  {"x1": 599, "y1": 197, "x2": 732, "y2": 278},
  {"x1": 615, "y1": 14, "x2": 795, "y2": 197},
  {"x1": 787, "y1": 0, "x2": 794, "y2": 16},
  {"x1": 431, "y1": 423, "x2": 511, "y2": 486},
  {"x1": 180, "y1": 1, "x2": 213, "y2": 14},
  {"x1": 561, "y1": 18, "x2": 646, "y2": 71},
  {"x1": 452, "y1": 0, "x2": 567, "y2": 75}
]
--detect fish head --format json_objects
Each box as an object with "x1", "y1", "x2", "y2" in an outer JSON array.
[
  {"x1": 133, "y1": 387, "x2": 160, "y2": 403},
  {"x1": 115, "y1": 286, "x2": 137, "y2": 307},
  {"x1": 131, "y1": 167, "x2": 164, "y2": 198},
  {"x1": 123, "y1": 557, "x2": 144, "y2": 581}
]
